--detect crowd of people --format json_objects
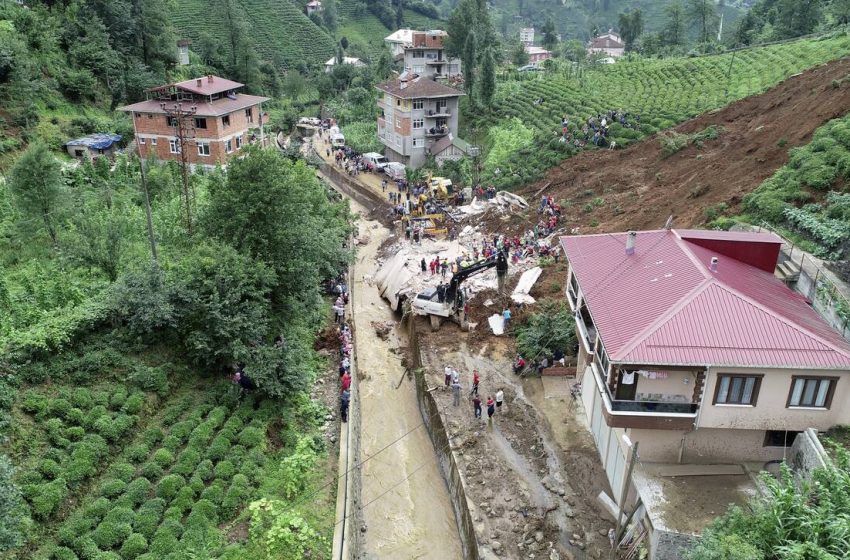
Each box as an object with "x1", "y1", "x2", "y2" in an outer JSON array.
[
  {"x1": 445, "y1": 365, "x2": 505, "y2": 422},
  {"x1": 329, "y1": 276, "x2": 353, "y2": 423},
  {"x1": 512, "y1": 348, "x2": 568, "y2": 376},
  {"x1": 556, "y1": 110, "x2": 641, "y2": 150}
]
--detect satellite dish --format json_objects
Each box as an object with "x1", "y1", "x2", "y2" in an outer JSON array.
[{"x1": 664, "y1": 215, "x2": 673, "y2": 230}]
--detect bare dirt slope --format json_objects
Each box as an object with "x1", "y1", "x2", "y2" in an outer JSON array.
[{"x1": 523, "y1": 56, "x2": 850, "y2": 232}]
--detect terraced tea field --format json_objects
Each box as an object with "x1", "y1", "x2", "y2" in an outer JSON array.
[
  {"x1": 173, "y1": 0, "x2": 336, "y2": 68},
  {"x1": 473, "y1": 33, "x2": 850, "y2": 188}
]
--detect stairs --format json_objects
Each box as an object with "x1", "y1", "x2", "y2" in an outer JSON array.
[{"x1": 775, "y1": 260, "x2": 801, "y2": 283}]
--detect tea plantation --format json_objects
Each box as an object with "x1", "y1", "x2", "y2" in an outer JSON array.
[
  {"x1": 472, "y1": 33, "x2": 850, "y2": 188},
  {"x1": 3, "y1": 346, "x2": 332, "y2": 560}
]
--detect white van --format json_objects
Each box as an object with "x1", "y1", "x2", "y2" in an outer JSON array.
[
  {"x1": 331, "y1": 133, "x2": 345, "y2": 148},
  {"x1": 363, "y1": 152, "x2": 389, "y2": 171}
]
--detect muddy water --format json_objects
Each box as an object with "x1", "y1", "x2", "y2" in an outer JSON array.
[{"x1": 351, "y1": 210, "x2": 462, "y2": 559}]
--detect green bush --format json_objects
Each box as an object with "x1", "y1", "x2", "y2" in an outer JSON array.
[
  {"x1": 102, "y1": 506, "x2": 135, "y2": 527},
  {"x1": 94, "y1": 552, "x2": 122, "y2": 560},
  {"x1": 207, "y1": 436, "x2": 230, "y2": 461},
  {"x1": 132, "y1": 508, "x2": 160, "y2": 540},
  {"x1": 39, "y1": 459, "x2": 62, "y2": 479},
  {"x1": 50, "y1": 398, "x2": 73, "y2": 419},
  {"x1": 156, "y1": 474, "x2": 185, "y2": 501},
  {"x1": 161, "y1": 435, "x2": 181, "y2": 453},
  {"x1": 140, "y1": 428, "x2": 164, "y2": 447},
  {"x1": 70, "y1": 387, "x2": 93, "y2": 409},
  {"x1": 82, "y1": 405, "x2": 108, "y2": 430},
  {"x1": 156, "y1": 518, "x2": 183, "y2": 539},
  {"x1": 139, "y1": 462, "x2": 163, "y2": 480},
  {"x1": 189, "y1": 499, "x2": 218, "y2": 523},
  {"x1": 91, "y1": 521, "x2": 132, "y2": 549},
  {"x1": 126, "y1": 444, "x2": 150, "y2": 463},
  {"x1": 169, "y1": 485, "x2": 195, "y2": 513},
  {"x1": 71, "y1": 536, "x2": 99, "y2": 560},
  {"x1": 214, "y1": 460, "x2": 236, "y2": 481},
  {"x1": 21, "y1": 392, "x2": 50, "y2": 415},
  {"x1": 31, "y1": 477, "x2": 69, "y2": 520},
  {"x1": 121, "y1": 394, "x2": 145, "y2": 415},
  {"x1": 148, "y1": 533, "x2": 179, "y2": 558},
  {"x1": 238, "y1": 427, "x2": 265, "y2": 449},
  {"x1": 169, "y1": 420, "x2": 195, "y2": 442},
  {"x1": 65, "y1": 426, "x2": 86, "y2": 441},
  {"x1": 194, "y1": 459, "x2": 214, "y2": 482},
  {"x1": 100, "y1": 479, "x2": 127, "y2": 498},
  {"x1": 109, "y1": 387, "x2": 128, "y2": 410},
  {"x1": 53, "y1": 546, "x2": 79, "y2": 560},
  {"x1": 119, "y1": 533, "x2": 147, "y2": 559},
  {"x1": 105, "y1": 463, "x2": 136, "y2": 483},
  {"x1": 188, "y1": 475, "x2": 204, "y2": 494},
  {"x1": 221, "y1": 474, "x2": 251, "y2": 520},
  {"x1": 123, "y1": 478, "x2": 151, "y2": 506},
  {"x1": 151, "y1": 448, "x2": 174, "y2": 469},
  {"x1": 57, "y1": 514, "x2": 96, "y2": 546},
  {"x1": 82, "y1": 497, "x2": 111, "y2": 520},
  {"x1": 200, "y1": 482, "x2": 224, "y2": 505},
  {"x1": 129, "y1": 364, "x2": 169, "y2": 396},
  {"x1": 172, "y1": 449, "x2": 201, "y2": 477}
]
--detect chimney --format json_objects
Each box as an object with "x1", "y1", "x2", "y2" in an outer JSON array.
[
  {"x1": 709, "y1": 257, "x2": 719, "y2": 273},
  {"x1": 196, "y1": 79, "x2": 202, "y2": 87},
  {"x1": 207, "y1": 75, "x2": 214, "y2": 83},
  {"x1": 625, "y1": 231, "x2": 637, "y2": 255}
]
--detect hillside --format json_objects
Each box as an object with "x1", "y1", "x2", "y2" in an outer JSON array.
[
  {"x1": 472, "y1": 33, "x2": 850, "y2": 188},
  {"x1": 337, "y1": 0, "x2": 444, "y2": 60},
  {"x1": 518, "y1": 56, "x2": 850, "y2": 235},
  {"x1": 172, "y1": 0, "x2": 337, "y2": 68}
]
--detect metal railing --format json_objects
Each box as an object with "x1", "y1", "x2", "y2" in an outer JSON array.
[{"x1": 609, "y1": 400, "x2": 699, "y2": 414}]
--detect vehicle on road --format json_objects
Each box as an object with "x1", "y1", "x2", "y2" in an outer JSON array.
[
  {"x1": 385, "y1": 161, "x2": 406, "y2": 180},
  {"x1": 363, "y1": 152, "x2": 389, "y2": 171}
]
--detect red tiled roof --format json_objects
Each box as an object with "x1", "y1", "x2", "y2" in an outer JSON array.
[
  {"x1": 173, "y1": 76, "x2": 244, "y2": 96},
  {"x1": 119, "y1": 94, "x2": 270, "y2": 117},
  {"x1": 589, "y1": 37, "x2": 625, "y2": 49},
  {"x1": 561, "y1": 229, "x2": 850, "y2": 369},
  {"x1": 376, "y1": 77, "x2": 464, "y2": 99}
]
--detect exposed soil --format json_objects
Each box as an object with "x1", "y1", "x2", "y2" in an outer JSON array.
[{"x1": 520, "y1": 56, "x2": 850, "y2": 233}]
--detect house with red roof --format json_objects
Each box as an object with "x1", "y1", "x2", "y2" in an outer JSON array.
[
  {"x1": 120, "y1": 75, "x2": 269, "y2": 167},
  {"x1": 563, "y1": 227, "x2": 850, "y2": 462}
]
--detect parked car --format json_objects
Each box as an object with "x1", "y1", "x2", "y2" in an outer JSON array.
[
  {"x1": 518, "y1": 65, "x2": 543, "y2": 72},
  {"x1": 363, "y1": 152, "x2": 389, "y2": 171},
  {"x1": 330, "y1": 132, "x2": 345, "y2": 147}
]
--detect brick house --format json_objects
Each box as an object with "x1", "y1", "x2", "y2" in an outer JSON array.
[
  {"x1": 402, "y1": 30, "x2": 462, "y2": 80},
  {"x1": 119, "y1": 75, "x2": 269, "y2": 168},
  {"x1": 588, "y1": 30, "x2": 625, "y2": 58},
  {"x1": 525, "y1": 45, "x2": 552, "y2": 65},
  {"x1": 376, "y1": 72, "x2": 464, "y2": 168}
]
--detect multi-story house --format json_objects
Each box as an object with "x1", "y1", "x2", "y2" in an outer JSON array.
[
  {"x1": 562, "y1": 227, "x2": 850, "y2": 556},
  {"x1": 525, "y1": 46, "x2": 552, "y2": 65},
  {"x1": 120, "y1": 75, "x2": 269, "y2": 168},
  {"x1": 376, "y1": 72, "x2": 465, "y2": 168},
  {"x1": 588, "y1": 29, "x2": 625, "y2": 58},
  {"x1": 385, "y1": 28, "x2": 415, "y2": 59},
  {"x1": 519, "y1": 27, "x2": 535, "y2": 45},
  {"x1": 402, "y1": 31, "x2": 462, "y2": 80}
]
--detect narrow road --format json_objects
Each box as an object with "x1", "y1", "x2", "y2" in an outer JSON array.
[{"x1": 348, "y1": 198, "x2": 462, "y2": 557}]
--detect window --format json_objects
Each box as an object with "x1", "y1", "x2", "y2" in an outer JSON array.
[
  {"x1": 139, "y1": 137, "x2": 146, "y2": 145},
  {"x1": 194, "y1": 117, "x2": 207, "y2": 129},
  {"x1": 413, "y1": 100, "x2": 423, "y2": 110},
  {"x1": 235, "y1": 135, "x2": 242, "y2": 149},
  {"x1": 222, "y1": 115, "x2": 231, "y2": 127},
  {"x1": 151, "y1": 137, "x2": 157, "y2": 145},
  {"x1": 413, "y1": 119, "x2": 423, "y2": 129},
  {"x1": 197, "y1": 142, "x2": 210, "y2": 156},
  {"x1": 412, "y1": 138, "x2": 423, "y2": 148},
  {"x1": 74, "y1": 149, "x2": 85, "y2": 158},
  {"x1": 788, "y1": 376, "x2": 837, "y2": 408},
  {"x1": 147, "y1": 114, "x2": 153, "y2": 119},
  {"x1": 412, "y1": 50, "x2": 424, "y2": 58},
  {"x1": 413, "y1": 65, "x2": 425, "y2": 74},
  {"x1": 169, "y1": 139, "x2": 180, "y2": 154},
  {"x1": 225, "y1": 139, "x2": 233, "y2": 153},
  {"x1": 166, "y1": 116, "x2": 178, "y2": 127},
  {"x1": 245, "y1": 108, "x2": 253, "y2": 123},
  {"x1": 396, "y1": 99, "x2": 401, "y2": 106},
  {"x1": 135, "y1": 113, "x2": 141, "y2": 119},
  {"x1": 395, "y1": 117, "x2": 402, "y2": 129},
  {"x1": 764, "y1": 430, "x2": 801, "y2": 447},
  {"x1": 714, "y1": 374, "x2": 762, "y2": 405},
  {"x1": 594, "y1": 341, "x2": 609, "y2": 375}
]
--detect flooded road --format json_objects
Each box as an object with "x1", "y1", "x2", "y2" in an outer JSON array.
[{"x1": 350, "y1": 208, "x2": 462, "y2": 559}]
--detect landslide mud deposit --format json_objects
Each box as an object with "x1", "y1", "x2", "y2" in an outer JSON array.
[
  {"x1": 350, "y1": 209, "x2": 463, "y2": 559},
  {"x1": 523, "y1": 56, "x2": 850, "y2": 232}
]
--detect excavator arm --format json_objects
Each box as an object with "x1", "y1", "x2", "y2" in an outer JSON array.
[{"x1": 445, "y1": 249, "x2": 508, "y2": 307}]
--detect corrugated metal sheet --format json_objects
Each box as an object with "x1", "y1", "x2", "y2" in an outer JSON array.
[{"x1": 560, "y1": 229, "x2": 850, "y2": 370}]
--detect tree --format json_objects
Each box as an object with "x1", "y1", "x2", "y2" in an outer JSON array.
[
  {"x1": 831, "y1": 0, "x2": 850, "y2": 25},
  {"x1": 395, "y1": 0, "x2": 404, "y2": 29},
  {"x1": 511, "y1": 40, "x2": 529, "y2": 66},
  {"x1": 687, "y1": 0, "x2": 719, "y2": 44},
  {"x1": 0, "y1": 455, "x2": 29, "y2": 552},
  {"x1": 463, "y1": 29, "x2": 478, "y2": 94},
  {"x1": 618, "y1": 8, "x2": 644, "y2": 52},
  {"x1": 775, "y1": 0, "x2": 822, "y2": 38},
  {"x1": 139, "y1": 0, "x2": 177, "y2": 72},
  {"x1": 446, "y1": 0, "x2": 495, "y2": 96},
  {"x1": 8, "y1": 143, "x2": 64, "y2": 245},
  {"x1": 323, "y1": 0, "x2": 338, "y2": 32},
  {"x1": 663, "y1": 1, "x2": 686, "y2": 46},
  {"x1": 541, "y1": 18, "x2": 558, "y2": 51},
  {"x1": 340, "y1": 36, "x2": 349, "y2": 50},
  {"x1": 479, "y1": 46, "x2": 496, "y2": 107}
]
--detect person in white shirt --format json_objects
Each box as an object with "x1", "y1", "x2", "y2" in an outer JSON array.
[{"x1": 495, "y1": 389, "x2": 504, "y2": 409}]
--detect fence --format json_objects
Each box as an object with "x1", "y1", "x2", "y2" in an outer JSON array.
[
  {"x1": 756, "y1": 224, "x2": 850, "y2": 341},
  {"x1": 406, "y1": 310, "x2": 481, "y2": 560}
]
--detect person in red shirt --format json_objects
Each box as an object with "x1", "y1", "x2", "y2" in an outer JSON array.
[
  {"x1": 513, "y1": 355, "x2": 526, "y2": 375},
  {"x1": 341, "y1": 371, "x2": 351, "y2": 392},
  {"x1": 470, "y1": 370, "x2": 480, "y2": 397},
  {"x1": 486, "y1": 396, "x2": 496, "y2": 420}
]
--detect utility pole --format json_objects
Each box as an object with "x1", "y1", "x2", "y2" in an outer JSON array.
[
  {"x1": 137, "y1": 157, "x2": 159, "y2": 268},
  {"x1": 160, "y1": 102, "x2": 197, "y2": 235},
  {"x1": 614, "y1": 438, "x2": 640, "y2": 553}
]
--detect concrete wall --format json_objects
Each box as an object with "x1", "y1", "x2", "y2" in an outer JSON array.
[
  {"x1": 699, "y1": 367, "x2": 850, "y2": 431},
  {"x1": 789, "y1": 427, "x2": 830, "y2": 481}
]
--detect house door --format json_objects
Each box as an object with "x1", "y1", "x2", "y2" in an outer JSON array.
[{"x1": 615, "y1": 370, "x2": 637, "y2": 401}]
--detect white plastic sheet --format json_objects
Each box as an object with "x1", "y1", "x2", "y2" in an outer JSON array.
[{"x1": 488, "y1": 314, "x2": 505, "y2": 335}]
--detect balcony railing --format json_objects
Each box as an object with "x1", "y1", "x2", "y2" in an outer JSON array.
[
  {"x1": 425, "y1": 109, "x2": 451, "y2": 117},
  {"x1": 609, "y1": 400, "x2": 699, "y2": 414},
  {"x1": 425, "y1": 128, "x2": 449, "y2": 138}
]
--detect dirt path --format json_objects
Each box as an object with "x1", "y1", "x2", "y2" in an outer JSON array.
[
  {"x1": 522, "y1": 56, "x2": 850, "y2": 233},
  {"x1": 350, "y1": 206, "x2": 463, "y2": 559}
]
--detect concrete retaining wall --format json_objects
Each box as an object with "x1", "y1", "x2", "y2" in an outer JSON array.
[
  {"x1": 408, "y1": 312, "x2": 481, "y2": 560},
  {"x1": 790, "y1": 427, "x2": 831, "y2": 482}
]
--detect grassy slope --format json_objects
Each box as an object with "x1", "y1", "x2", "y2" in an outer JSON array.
[
  {"x1": 337, "y1": 0, "x2": 444, "y2": 61},
  {"x1": 172, "y1": 0, "x2": 336, "y2": 68},
  {"x1": 469, "y1": 33, "x2": 850, "y2": 187}
]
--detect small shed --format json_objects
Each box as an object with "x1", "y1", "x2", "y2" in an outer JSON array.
[
  {"x1": 431, "y1": 134, "x2": 477, "y2": 166},
  {"x1": 306, "y1": 0, "x2": 322, "y2": 15},
  {"x1": 65, "y1": 134, "x2": 122, "y2": 161}
]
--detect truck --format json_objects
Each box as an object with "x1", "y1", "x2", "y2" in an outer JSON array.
[{"x1": 411, "y1": 249, "x2": 508, "y2": 329}]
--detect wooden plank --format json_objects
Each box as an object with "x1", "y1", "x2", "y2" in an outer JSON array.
[{"x1": 656, "y1": 464, "x2": 745, "y2": 477}]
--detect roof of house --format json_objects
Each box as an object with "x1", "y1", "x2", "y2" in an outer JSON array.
[
  {"x1": 119, "y1": 94, "x2": 270, "y2": 117},
  {"x1": 561, "y1": 229, "x2": 850, "y2": 370},
  {"x1": 430, "y1": 134, "x2": 473, "y2": 156},
  {"x1": 376, "y1": 77, "x2": 464, "y2": 99},
  {"x1": 385, "y1": 28, "x2": 415, "y2": 43},
  {"x1": 65, "y1": 133, "x2": 122, "y2": 149},
  {"x1": 525, "y1": 46, "x2": 552, "y2": 55},
  {"x1": 173, "y1": 76, "x2": 244, "y2": 96},
  {"x1": 589, "y1": 36, "x2": 625, "y2": 49},
  {"x1": 325, "y1": 56, "x2": 365, "y2": 66}
]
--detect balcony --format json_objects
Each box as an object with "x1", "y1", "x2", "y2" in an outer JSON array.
[
  {"x1": 425, "y1": 126, "x2": 449, "y2": 138},
  {"x1": 425, "y1": 59, "x2": 445, "y2": 65},
  {"x1": 575, "y1": 307, "x2": 597, "y2": 354},
  {"x1": 425, "y1": 109, "x2": 451, "y2": 118},
  {"x1": 589, "y1": 362, "x2": 701, "y2": 430}
]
